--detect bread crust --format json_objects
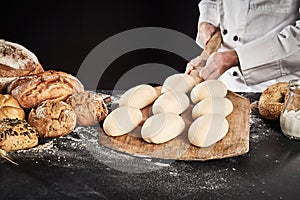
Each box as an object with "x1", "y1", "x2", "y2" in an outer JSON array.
[
  {"x1": 28, "y1": 100, "x2": 76, "y2": 138},
  {"x1": 8, "y1": 70, "x2": 84, "y2": 109},
  {"x1": 0, "y1": 118, "x2": 39, "y2": 151},
  {"x1": 258, "y1": 82, "x2": 289, "y2": 121},
  {"x1": 0, "y1": 94, "x2": 25, "y2": 120},
  {"x1": 66, "y1": 91, "x2": 108, "y2": 126}
]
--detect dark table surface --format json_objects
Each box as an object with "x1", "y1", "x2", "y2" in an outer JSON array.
[{"x1": 1, "y1": 92, "x2": 300, "y2": 200}]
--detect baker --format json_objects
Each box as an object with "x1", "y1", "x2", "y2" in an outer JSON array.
[{"x1": 186, "y1": 0, "x2": 300, "y2": 92}]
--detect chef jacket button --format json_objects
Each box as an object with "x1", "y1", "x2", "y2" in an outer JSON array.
[
  {"x1": 233, "y1": 35, "x2": 239, "y2": 41},
  {"x1": 233, "y1": 71, "x2": 238, "y2": 76},
  {"x1": 223, "y1": 29, "x2": 228, "y2": 35}
]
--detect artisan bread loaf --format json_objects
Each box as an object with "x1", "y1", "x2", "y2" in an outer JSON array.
[
  {"x1": 190, "y1": 80, "x2": 227, "y2": 104},
  {"x1": 152, "y1": 91, "x2": 189, "y2": 115},
  {"x1": 188, "y1": 114, "x2": 229, "y2": 148},
  {"x1": 28, "y1": 100, "x2": 76, "y2": 138},
  {"x1": 66, "y1": 91, "x2": 108, "y2": 126},
  {"x1": 118, "y1": 84, "x2": 158, "y2": 109},
  {"x1": 141, "y1": 113, "x2": 185, "y2": 144},
  {"x1": 192, "y1": 97, "x2": 233, "y2": 119},
  {"x1": 8, "y1": 70, "x2": 84, "y2": 109},
  {"x1": 0, "y1": 39, "x2": 44, "y2": 92},
  {"x1": 0, "y1": 118, "x2": 39, "y2": 151},
  {"x1": 161, "y1": 73, "x2": 196, "y2": 94},
  {"x1": 0, "y1": 94, "x2": 25, "y2": 120},
  {"x1": 103, "y1": 106, "x2": 143, "y2": 136}
]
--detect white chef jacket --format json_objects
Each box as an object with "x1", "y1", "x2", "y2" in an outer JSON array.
[{"x1": 196, "y1": 0, "x2": 300, "y2": 92}]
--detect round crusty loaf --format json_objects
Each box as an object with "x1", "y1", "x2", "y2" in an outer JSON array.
[
  {"x1": 0, "y1": 39, "x2": 44, "y2": 92},
  {"x1": 28, "y1": 100, "x2": 76, "y2": 138},
  {"x1": 66, "y1": 91, "x2": 108, "y2": 126},
  {"x1": 0, "y1": 94, "x2": 25, "y2": 121},
  {"x1": 8, "y1": 70, "x2": 84, "y2": 109},
  {"x1": 258, "y1": 82, "x2": 289, "y2": 121},
  {"x1": 0, "y1": 118, "x2": 39, "y2": 151}
]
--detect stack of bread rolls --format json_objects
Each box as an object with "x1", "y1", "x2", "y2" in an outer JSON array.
[{"x1": 0, "y1": 39, "x2": 109, "y2": 153}]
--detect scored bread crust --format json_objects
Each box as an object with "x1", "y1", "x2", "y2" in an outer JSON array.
[
  {"x1": 258, "y1": 82, "x2": 289, "y2": 121},
  {"x1": 0, "y1": 39, "x2": 44, "y2": 92},
  {"x1": 66, "y1": 91, "x2": 108, "y2": 126},
  {"x1": 28, "y1": 100, "x2": 76, "y2": 138},
  {"x1": 8, "y1": 70, "x2": 84, "y2": 109}
]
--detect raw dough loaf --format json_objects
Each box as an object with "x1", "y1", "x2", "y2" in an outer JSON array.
[
  {"x1": 152, "y1": 91, "x2": 189, "y2": 115},
  {"x1": 188, "y1": 114, "x2": 229, "y2": 148},
  {"x1": 141, "y1": 113, "x2": 185, "y2": 144},
  {"x1": 190, "y1": 80, "x2": 227, "y2": 104},
  {"x1": 0, "y1": 118, "x2": 38, "y2": 151},
  {"x1": 28, "y1": 100, "x2": 76, "y2": 138},
  {"x1": 0, "y1": 94, "x2": 25, "y2": 121},
  {"x1": 161, "y1": 73, "x2": 196, "y2": 94},
  {"x1": 118, "y1": 84, "x2": 158, "y2": 109},
  {"x1": 66, "y1": 91, "x2": 108, "y2": 126},
  {"x1": 103, "y1": 106, "x2": 143, "y2": 136},
  {"x1": 192, "y1": 97, "x2": 233, "y2": 119},
  {"x1": 8, "y1": 70, "x2": 84, "y2": 109}
]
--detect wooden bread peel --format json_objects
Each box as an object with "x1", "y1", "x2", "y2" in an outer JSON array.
[{"x1": 190, "y1": 29, "x2": 222, "y2": 83}]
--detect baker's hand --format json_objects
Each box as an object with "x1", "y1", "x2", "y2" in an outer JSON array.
[
  {"x1": 185, "y1": 56, "x2": 204, "y2": 74},
  {"x1": 199, "y1": 50, "x2": 240, "y2": 80},
  {"x1": 199, "y1": 22, "x2": 217, "y2": 45}
]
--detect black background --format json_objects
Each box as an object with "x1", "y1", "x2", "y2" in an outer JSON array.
[{"x1": 2, "y1": 0, "x2": 200, "y2": 89}]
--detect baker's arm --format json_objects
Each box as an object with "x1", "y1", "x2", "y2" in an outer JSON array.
[
  {"x1": 235, "y1": 20, "x2": 300, "y2": 85},
  {"x1": 196, "y1": 0, "x2": 220, "y2": 48}
]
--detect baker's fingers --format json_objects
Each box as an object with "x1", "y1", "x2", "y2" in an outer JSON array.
[{"x1": 185, "y1": 63, "x2": 194, "y2": 74}]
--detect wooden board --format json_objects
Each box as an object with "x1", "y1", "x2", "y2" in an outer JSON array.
[{"x1": 98, "y1": 90, "x2": 250, "y2": 161}]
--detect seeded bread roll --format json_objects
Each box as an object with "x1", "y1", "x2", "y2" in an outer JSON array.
[
  {"x1": 8, "y1": 70, "x2": 84, "y2": 109},
  {"x1": 0, "y1": 39, "x2": 44, "y2": 92},
  {"x1": 28, "y1": 100, "x2": 76, "y2": 138},
  {"x1": 0, "y1": 118, "x2": 39, "y2": 151},
  {"x1": 0, "y1": 94, "x2": 25, "y2": 121},
  {"x1": 66, "y1": 91, "x2": 108, "y2": 126}
]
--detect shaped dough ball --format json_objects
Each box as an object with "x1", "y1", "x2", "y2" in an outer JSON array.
[
  {"x1": 119, "y1": 84, "x2": 158, "y2": 109},
  {"x1": 188, "y1": 114, "x2": 229, "y2": 148},
  {"x1": 141, "y1": 113, "x2": 185, "y2": 144},
  {"x1": 103, "y1": 106, "x2": 143, "y2": 136},
  {"x1": 192, "y1": 97, "x2": 233, "y2": 119},
  {"x1": 152, "y1": 91, "x2": 190, "y2": 115},
  {"x1": 161, "y1": 73, "x2": 196, "y2": 94},
  {"x1": 190, "y1": 80, "x2": 227, "y2": 104}
]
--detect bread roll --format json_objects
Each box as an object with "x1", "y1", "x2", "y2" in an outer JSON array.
[
  {"x1": 0, "y1": 94, "x2": 25, "y2": 121},
  {"x1": 188, "y1": 114, "x2": 229, "y2": 148},
  {"x1": 66, "y1": 91, "x2": 108, "y2": 126},
  {"x1": 0, "y1": 118, "x2": 38, "y2": 151},
  {"x1": 190, "y1": 80, "x2": 227, "y2": 104},
  {"x1": 9, "y1": 70, "x2": 84, "y2": 109},
  {"x1": 152, "y1": 91, "x2": 189, "y2": 115},
  {"x1": 161, "y1": 73, "x2": 196, "y2": 94},
  {"x1": 141, "y1": 113, "x2": 185, "y2": 144},
  {"x1": 103, "y1": 106, "x2": 143, "y2": 137},
  {"x1": 192, "y1": 97, "x2": 233, "y2": 119},
  {"x1": 118, "y1": 84, "x2": 158, "y2": 109},
  {"x1": 28, "y1": 100, "x2": 76, "y2": 138}
]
